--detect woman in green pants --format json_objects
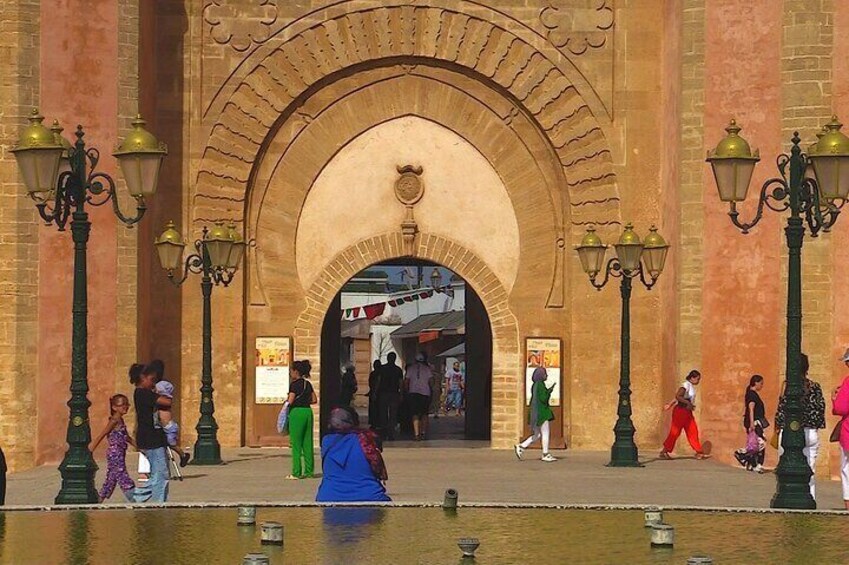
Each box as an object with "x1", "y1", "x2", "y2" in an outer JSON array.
[{"x1": 286, "y1": 359, "x2": 317, "y2": 479}]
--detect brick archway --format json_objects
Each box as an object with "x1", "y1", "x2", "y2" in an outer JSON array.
[{"x1": 294, "y1": 231, "x2": 520, "y2": 447}]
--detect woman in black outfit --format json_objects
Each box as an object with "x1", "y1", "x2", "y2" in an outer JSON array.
[{"x1": 735, "y1": 374, "x2": 767, "y2": 472}]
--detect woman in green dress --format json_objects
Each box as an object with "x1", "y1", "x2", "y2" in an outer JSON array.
[{"x1": 514, "y1": 367, "x2": 557, "y2": 462}]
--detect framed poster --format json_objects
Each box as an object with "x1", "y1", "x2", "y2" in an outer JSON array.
[
  {"x1": 525, "y1": 337, "x2": 561, "y2": 406},
  {"x1": 255, "y1": 337, "x2": 291, "y2": 404}
]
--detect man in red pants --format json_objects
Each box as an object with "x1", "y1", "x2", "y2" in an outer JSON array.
[{"x1": 660, "y1": 370, "x2": 708, "y2": 460}]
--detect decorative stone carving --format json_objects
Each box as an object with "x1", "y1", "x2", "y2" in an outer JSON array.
[
  {"x1": 395, "y1": 165, "x2": 424, "y2": 256},
  {"x1": 203, "y1": 0, "x2": 278, "y2": 52},
  {"x1": 540, "y1": 0, "x2": 614, "y2": 56}
]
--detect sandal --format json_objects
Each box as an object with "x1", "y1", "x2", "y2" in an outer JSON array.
[
  {"x1": 284, "y1": 474, "x2": 300, "y2": 480},
  {"x1": 695, "y1": 453, "x2": 710, "y2": 460},
  {"x1": 659, "y1": 451, "x2": 672, "y2": 460}
]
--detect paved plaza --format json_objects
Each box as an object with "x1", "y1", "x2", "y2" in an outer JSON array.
[{"x1": 5, "y1": 443, "x2": 846, "y2": 511}]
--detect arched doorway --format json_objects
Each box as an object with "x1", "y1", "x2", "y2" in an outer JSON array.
[{"x1": 318, "y1": 261, "x2": 493, "y2": 442}]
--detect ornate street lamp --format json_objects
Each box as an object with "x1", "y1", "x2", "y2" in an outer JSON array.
[
  {"x1": 706, "y1": 116, "x2": 849, "y2": 509},
  {"x1": 12, "y1": 109, "x2": 166, "y2": 504},
  {"x1": 576, "y1": 224, "x2": 668, "y2": 467},
  {"x1": 155, "y1": 221, "x2": 244, "y2": 465}
]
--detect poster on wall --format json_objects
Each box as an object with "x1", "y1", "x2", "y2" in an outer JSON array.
[
  {"x1": 525, "y1": 338, "x2": 561, "y2": 407},
  {"x1": 255, "y1": 337, "x2": 291, "y2": 404}
]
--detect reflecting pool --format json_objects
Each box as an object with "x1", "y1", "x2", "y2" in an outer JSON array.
[{"x1": 0, "y1": 507, "x2": 846, "y2": 564}]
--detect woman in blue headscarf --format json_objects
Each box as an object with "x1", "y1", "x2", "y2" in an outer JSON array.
[
  {"x1": 316, "y1": 406, "x2": 391, "y2": 502},
  {"x1": 514, "y1": 367, "x2": 557, "y2": 462}
]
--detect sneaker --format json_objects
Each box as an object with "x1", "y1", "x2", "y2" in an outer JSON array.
[
  {"x1": 541, "y1": 453, "x2": 557, "y2": 462},
  {"x1": 514, "y1": 444, "x2": 524, "y2": 460},
  {"x1": 179, "y1": 453, "x2": 191, "y2": 467},
  {"x1": 752, "y1": 464, "x2": 764, "y2": 474}
]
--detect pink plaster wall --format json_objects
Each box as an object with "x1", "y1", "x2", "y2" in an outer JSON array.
[
  {"x1": 38, "y1": 0, "x2": 120, "y2": 464},
  {"x1": 700, "y1": 0, "x2": 783, "y2": 466}
]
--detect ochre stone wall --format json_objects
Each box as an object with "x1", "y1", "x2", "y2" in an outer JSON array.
[
  {"x1": 0, "y1": 0, "x2": 40, "y2": 472},
  {"x1": 3, "y1": 0, "x2": 849, "y2": 477}
]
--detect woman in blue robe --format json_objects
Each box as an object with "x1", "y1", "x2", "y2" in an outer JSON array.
[{"x1": 316, "y1": 406, "x2": 391, "y2": 502}]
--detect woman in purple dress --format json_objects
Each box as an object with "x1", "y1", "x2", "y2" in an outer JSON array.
[{"x1": 91, "y1": 394, "x2": 136, "y2": 502}]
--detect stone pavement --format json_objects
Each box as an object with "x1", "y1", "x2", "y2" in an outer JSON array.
[{"x1": 5, "y1": 443, "x2": 846, "y2": 510}]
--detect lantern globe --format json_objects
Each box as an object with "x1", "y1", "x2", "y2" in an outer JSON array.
[
  {"x1": 575, "y1": 226, "x2": 607, "y2": 277},
  {"x1": 154, "y1": 220, "x2": 186, "y2": 272},
  {"x1": 642, "y1": 225, "x2": 669, "y2": 279},
  {"x1": 808, "y1": 116, "x2": 849, "y2": 200},
  {"x1": 50, "y1": 120, "x2": 73, "y2": 178},
  {"x1": 204, "y1": 223, "x2": 234, "y2": 269},
  {"x1": 225, "y1": 224, "x2": 246, "y2": 271},
  {"x1": 706, "y1": 119, "x2": 760, "y2": 202},
  {"x1": 12, "y1": 109, "x2": 63, "y2": 198},
  {"x1": 113, "y1": 115, "x2": 167, "y2": 198},
  {"x1": 614, "y1": 223, "x2": 644, "y2": 272}
]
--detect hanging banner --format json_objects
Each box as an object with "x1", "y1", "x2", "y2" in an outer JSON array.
[
  {"x1": 255, "y1": 337, "x2": 291, "y2": 404},
  {"x1": 525, "y1": 338, "x2": 561, "y2": 407}
]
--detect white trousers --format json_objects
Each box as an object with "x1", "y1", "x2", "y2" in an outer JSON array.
[
  {"x1": 520, "y1": 420, "x2": 550, "y2": 453},
  {"x1": 778, "y1": 428, "x2": 820, "y2": 498},
  {"x1": 841, "y1": 447, "x2": 849, "y2": 501}
]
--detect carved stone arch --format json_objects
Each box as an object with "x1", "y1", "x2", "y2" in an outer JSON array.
[
  {"x1": 195, "y1": 4, "x2": 620, "y2": 233},
  {"x1": 245, "y1": 69, "x2": 566, "y2": 311},
  {"x1": 294, "y1": 231, "x2": 521, "y2": 447}
]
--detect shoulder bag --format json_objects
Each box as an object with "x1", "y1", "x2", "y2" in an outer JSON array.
[{"x1": 277, "y1": 381, "x2": 310, "y2": 435}]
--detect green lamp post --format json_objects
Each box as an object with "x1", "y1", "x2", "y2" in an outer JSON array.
[
  {"x1": 155, "y1": 221, "x2": 244, "y2": 465},
  {"x1": 12, "y1": 110, "x2": 166, "y2": 504},
  {"x1": 706, "y1": 117, "x2": 849, "y2": 509},
  {"x1": 576, "y1": 224, "x2": 669, "y2": 467}
]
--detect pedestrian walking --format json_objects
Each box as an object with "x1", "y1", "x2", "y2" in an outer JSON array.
[
  {"x1": 514, "y1": 367, "x2": 557, "y2": 462},
  {"x1": 367, "y1": 359, "x2": 382, "y2": 429},
  {"x1": 775, "y1": 353, "x2": 825, "y2": 498},
  {"x1": 91, "y1": 394, "x2": 136, "y2": 502},
  {"x1": 444, "y1": 361, "x2": 465, "y2": 415},
  {"x1": 831, "y1": 348, "x2": 849, "y2": 510},
  {"x1": 660, "y1": 370, "x2": 707, "y2": 460},
  {"x1": 286, "y1": 359, "x2": 317, "y2": 480},
  {"x1": 404, "y1": 352, "x2": 434, "y2": 441},
  {"x1": 339, "y1": 365, "x2": 358, "y2": 407},
  {"x1": 734, "y1": 375, "x2": 768, "y2": 473},
  {"x1": 132, "y1": 363, "x2": 171, "y2": 502},
  {"x1": 377, "y1": 352, "x2": 403, "y2": 440}
]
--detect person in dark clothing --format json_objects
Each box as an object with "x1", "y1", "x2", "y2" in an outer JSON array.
[
  {"x1": 377, "y1": 352, "x2": 403, "y2": 440},
  {"x1": 132, "y1": 366, "x2": 171, "y2": 502},
  {"x1": 734, "y1": 374, "x2": 768, "y2": 472},
  {"x1": 0, "y1": 444, "x2": 6, "y2": 505},
  {"x1": 368, "y1": 360, "x2": 382, "y2": 429},
  {"x1": 339, "y1": 365, "x2": 358, "y2": 406}
]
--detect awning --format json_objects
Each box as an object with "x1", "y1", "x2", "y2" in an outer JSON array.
[
  {"x1": 390, "y1": 311, "x2": 465, "y2": 339},
  {"x1": 436, "y1": 342, "x2": 465, "y2": 358}
]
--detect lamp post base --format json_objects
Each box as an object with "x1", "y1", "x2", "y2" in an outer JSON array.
[
  {"x1": 770, "y1": 473, "x2": 816, "y2": 509},
  {"x1": 54, "y1": 458, "x2": 99, "y2": 505},
  {"x1": 608, "y1": 443, "x2": 643, "y2": 468},
  {"x1": 192, "y1": 439, "x2": 222, "y2": 466}
]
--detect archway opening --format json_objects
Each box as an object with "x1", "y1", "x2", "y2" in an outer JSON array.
[{"x1": 319, "y1": 260, "x2": 492, "y2": 445}]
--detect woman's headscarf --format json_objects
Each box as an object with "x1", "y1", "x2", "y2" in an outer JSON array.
[
  {"x1": 532, "y1": 367, "x2": 547, "y2": 382},
  {"x1": 326, "y1": 407, "x2": 388, "y2": 481},
  {"x1": 529, "y1": 367, "x2": 547, "y2": 428}
]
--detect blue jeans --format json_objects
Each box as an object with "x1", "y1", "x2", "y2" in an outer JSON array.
[
  {"x1": 446, "y1": 389, "x2": 463, "y2": 410},
  {"x1": 139, "y1": 447, "x2": 169, "y2": 503}
]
